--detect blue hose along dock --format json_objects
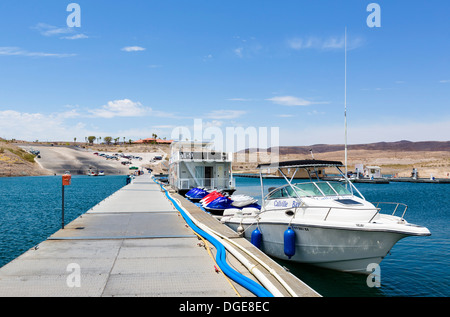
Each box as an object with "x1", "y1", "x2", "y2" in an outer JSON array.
[{"x1": 0, "y1": 174, "x2": 319, "y2": 297}]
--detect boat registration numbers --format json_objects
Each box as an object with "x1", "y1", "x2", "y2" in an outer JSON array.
[{"x1": 291, "y1": 225, "x2": 309, "y2": 232}]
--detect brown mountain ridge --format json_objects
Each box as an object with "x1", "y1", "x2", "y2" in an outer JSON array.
[{"x1": 242, "y1": 140, "x2": 450, "y2": 155}]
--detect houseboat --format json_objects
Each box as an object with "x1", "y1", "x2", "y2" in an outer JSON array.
[{"x1": 168, "y1": 141, "x2": 235, "y2": 195}]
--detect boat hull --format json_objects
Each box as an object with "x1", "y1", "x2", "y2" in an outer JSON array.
[{"x1": 225, "y1": 221, "x2": 408, "y2": 274}]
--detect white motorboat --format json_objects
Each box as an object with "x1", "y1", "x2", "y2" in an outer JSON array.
[{"x1": 221, "y1": 160, "x2": 431, "y2": 274}]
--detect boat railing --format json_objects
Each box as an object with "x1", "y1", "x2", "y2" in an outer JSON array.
[
  {"x1": 259, "y1": 204, "x2": 381, "y2": 223},
  {"x1": 371, "y1": 202, "x2": 408, "y2": 220},
  {"x1": 171, "y1": 151, "x2": 231, "y2": 162},
  {"x1": 261, "y1": 201, "x2": 408, "y2": 223},
  {"x1": 175, "y1": 177, "x2": 235, "y2": 190}
]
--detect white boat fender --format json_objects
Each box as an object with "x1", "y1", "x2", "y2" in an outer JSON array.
[
  {"x1": 237, "y1": 224, "x2": 244, "y2": 235},
  {"x1": 236, "y1": 215, "x2": 245, "y2": 235},
  {"x1": 284, "y1": 227, "x2": 296, "y2": 259}
]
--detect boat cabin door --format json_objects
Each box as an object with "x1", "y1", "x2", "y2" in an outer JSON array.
[
  {"x1": 204, "y1": 166, "x2": 213, "y2": 187},
  {"x1": 215, "y1": 164, "x2": 226, "y2": 189}
]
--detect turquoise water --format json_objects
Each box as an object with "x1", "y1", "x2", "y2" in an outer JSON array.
[
  {"x1": 0, "y1": 175, "x2": 127, "y2": 268},
  {"x1": 0, "y1": 175, "x2": 448, "y2": 297},
  {"x1": 233, "y1": 177, "x2": 449, "y2": 297}
]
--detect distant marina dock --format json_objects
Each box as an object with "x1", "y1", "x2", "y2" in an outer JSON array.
[
  {"x1": 234, "y1": 173, "x2": 450, "y2": 184},
  {"x1": 0, "y1": 173, "x2": 318, "y2": 297}
]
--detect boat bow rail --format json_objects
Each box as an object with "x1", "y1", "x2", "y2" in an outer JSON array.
[{"x1": 372, "y1": 202, "x2": 409, "y2": 221}]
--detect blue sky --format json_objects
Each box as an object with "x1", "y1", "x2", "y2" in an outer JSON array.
[{"x1": 0, "y1": 0, "x2": 449, "y2": 147}]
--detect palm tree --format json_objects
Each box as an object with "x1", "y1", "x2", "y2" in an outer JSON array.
[
  {"x1": 104, "y1": 136, "x2": 112, "y2": 145},
  {"x1": 87, "y1": 136, "x2": 96, "y2": 145}
]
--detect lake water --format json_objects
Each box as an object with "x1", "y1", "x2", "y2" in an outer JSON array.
[
  {"x1": 0, "y1": 175, "x2": 448, "y2": 297},
  {"x1": 0, "y1": 175, "x2": 127, "y2": 268}
]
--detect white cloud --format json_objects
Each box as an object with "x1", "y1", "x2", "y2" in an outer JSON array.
[
  {"x1": 61, "y1": 34, "x2": 89, "y2": 40},
  {"x1": 288, "y1": 36, "x2": 363, "y2": 51},
  {"x1": 0, "y1": 103, "x2": 176, "y2": 142},
  {"x1": 234, "y1": 47, "x2": 243, "y2": 58},
  {"x1": 307, "y1": 110, "x2": 325, "y2": 115},
  {"x1": 0, "y1": 110, "x2": 86, "y2": 141},
  {"x1": 277, "y1": 114, "x2": 294, "y2": 118},
  {"x1": 288, "y1": 37, "x2": 321, "y2": 50},
  {"x1": 204, "y1": 120, "x2": 224, "y2": 128},
  {"x1": 266, "y1": 96, "x2": 328, "y2": 107},
  {"x1": 0, "y1": 47, "x2": 76, "y2": 58},
  {"x1": 32, "y1": 23, "x2": 88, "y2": 40},
  {"x1": 322, "y1": 37, "x2": 345, "y2": 49},
  {"x1": 121, "y1": 46, "x2": 146, "y2": 52},
  {"x1": 267, "y1": 96, "x2": 312, "y2": 106},
  {"x1": 232, "y1": 36, "x2": 262, "y2": 59},
  {"x1": 203, "y1": 54, "x2": 213, "y2": 62},
  {"x1": 33, "y1": 23, "x2": 73, "y2": 36},
  {"x1": 206, "y1": 110, "x2": 247, "y2": 119},
  {"x1": 54, "y1": 108, "x2": 81, "y2": 119},
  {"x1": 88, "y1": 99, "x2": 151, "y2": 118},
  {"x1": 439, "y1": 80, "x2": 450, "y2": 84}
]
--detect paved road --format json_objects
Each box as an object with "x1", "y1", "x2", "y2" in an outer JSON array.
[{"x1": 20, "y1": 145, "x2": 130, "y2": 175}]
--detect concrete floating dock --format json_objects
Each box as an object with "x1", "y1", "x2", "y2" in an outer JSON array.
[
  {"x1": 389, "y1": 177, "x2": 450, "y2": 183},
  {"x1": 0, "y1": 174, "x2": 319, "y2": 297}
]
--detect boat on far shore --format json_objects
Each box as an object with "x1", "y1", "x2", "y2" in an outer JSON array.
[{"x1": 87, "y1": 167, "x2": 99, "y2": 176}]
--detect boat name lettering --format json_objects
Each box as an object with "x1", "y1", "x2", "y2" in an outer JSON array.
[
  {"x1": 292, "y1": 201, "x2": 301, "y2": 208},
  {"x1": 274, "y1": 200, "x2": 288, "y2": 207}
]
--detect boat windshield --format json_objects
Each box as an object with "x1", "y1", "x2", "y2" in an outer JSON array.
[
  {"x1": 293, "y1": 181, "x2": 352, "y2": 197},
  {"x1": 266, "y1": 181, "x2": 353, "y2": 200},
  {"x1": 328, "y1": 182, "x2": 353, "y2": 195}
]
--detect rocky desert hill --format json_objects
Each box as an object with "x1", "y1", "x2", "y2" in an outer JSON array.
[{"x1": 0, "y1": 140, "x2": 52, "y2": 177}]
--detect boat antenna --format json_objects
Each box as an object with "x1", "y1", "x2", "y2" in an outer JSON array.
[{"x1": 344, "y1": 26, "x2": 348, "y2": 179}]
